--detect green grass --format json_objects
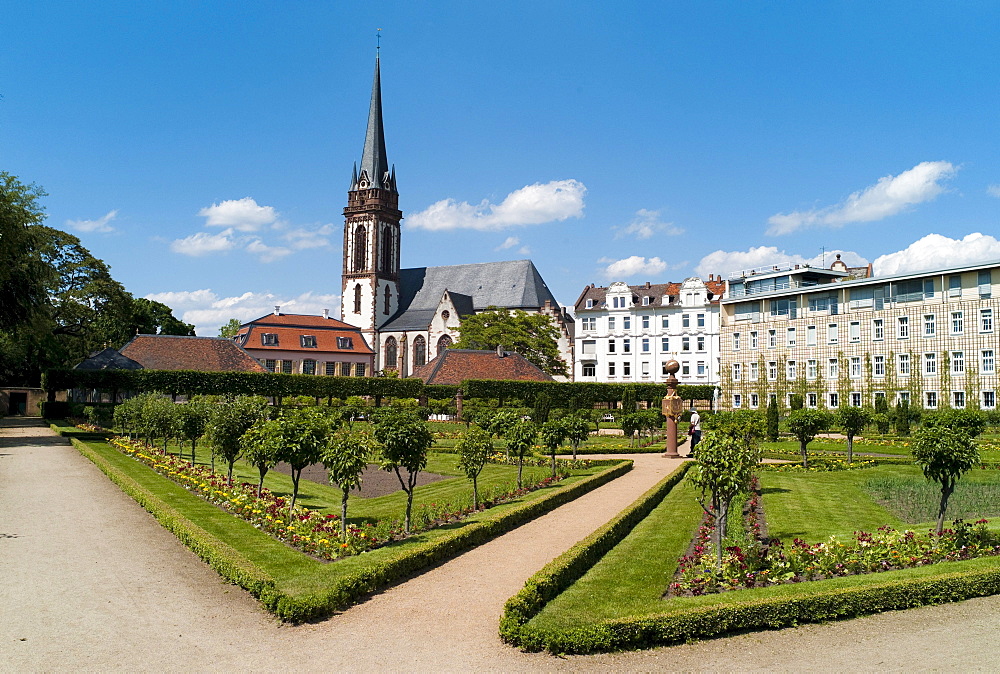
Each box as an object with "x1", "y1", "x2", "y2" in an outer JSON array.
[{"x1": 865, "y1": 470, "x2": 1000, "y2": 524}]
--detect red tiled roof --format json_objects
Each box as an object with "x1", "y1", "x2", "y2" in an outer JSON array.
[
  {"x1": 235, "y1": 317, "x2": 374, "y2": 355},
  {"x1": 411, "y1": 349, "x2": 553, "y2": 385},
  {"x1": 242, "y1": 312, "x2": 358, "y2": 330},
  {"x1": 574, "y1": 279, "x2": 727, "y2": 311},
  {"x1": 119, "y1": 335, "x2": 266, "y2": 372}
]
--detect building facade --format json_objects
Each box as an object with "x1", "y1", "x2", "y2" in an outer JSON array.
[
  {"x1": 573, "y1": 276, "x2": 726, "y2": 386},
  {"x1": 719, "y1": 256, "x2": 999, "y2": 412},
  {"x1": 340, "y1": 56, "x2": 574, "y2": 378}
]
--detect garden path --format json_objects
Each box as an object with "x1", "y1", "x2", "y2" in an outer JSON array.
[{"x1": 4, "y1": 418, "x2": 1000, "y2": 671}]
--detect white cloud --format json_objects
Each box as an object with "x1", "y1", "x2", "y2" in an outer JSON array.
[
  {"x1": 144, "y1": 289, "x2": 341, "y2": 337},
  {"x1": 615, "y1": 209, "x2": 684, "y2": 239},
  {"x1": 518, "y1": 245, "x2": 532, "y2": 255},
  {"x1": 407, "y1": 179, "x2": 586, "y2": 231},
  {"x1": 767, "y1": 161, "x2": 957, "y2": 235},
  {"x1": 987, "y1": 184, "x2": 1000, "y2": 198},
  {"x1": 170, "y1": 229, "x2": 238, "y2": 256},
  {"x1": 873, "y1": 233, "x2": 1000, "y2": 276},
  {"x1": 67, "y1": 210, "x2": 118, "y2": 233},
  {"x1": 495, "y1": 236, "x2": 520, "y2": 251},
  {"x1": 282, "y1": 224, "x2": 335, "y2": 250},
  {"x1": 600, "y1": 255, "x2": 668, "y2": 279},
  {"x1": 198, "y1": 197, "x2": 279, "y2": 232},
  {"x1": 246, "y1": 239, "x2": 292, "y2": 263},
  {"x1": 695, "y1": 246, "x2": 868, "y2": 279}
]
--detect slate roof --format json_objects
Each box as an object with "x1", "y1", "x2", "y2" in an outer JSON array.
[
  {"x1": 574, "y1": 279, "x2": 727, "y2": 312},
  {"x1": 234, "y1": 313, "x2": 374, "y2": 355},
  {"x1": 410, "y1": 349, "x2": 553, "y2": 385},
  {"x1": 119, "y1": 335, "x2": 266, "y2": 372},
  {"x1": 381, "y1": 260, "x2": 560, "y2": 331},
  {"x1": 74, "y1": 347, "x2": 143, "y2": 371}
]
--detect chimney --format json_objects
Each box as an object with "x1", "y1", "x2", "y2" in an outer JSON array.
[
  {"x1": 323, "y1": 308, "x2": 330, "y2": 319},
  {"x1": 496, "y1": 344, "x2": 505, "y2": 358},
  {"x1": 645, "y1": 281, "x2": 651, "y2": 288},
  {"x1": 274, "y1": 305, "x2": 280, "y2": 315}
]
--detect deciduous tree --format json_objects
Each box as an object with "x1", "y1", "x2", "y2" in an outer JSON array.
[
  {"x1": 453, "y1": 306, "x2": 567, "y2": 376},
  {"x1": 324, "y1": 426, "x2": 376, "y2": 537},
  {"x1": 563, "y1": 414, "x2": 591, "y2": 461},
  {"x1": 505, "y1": 420, "x2": 537, "y2": 489},
  {"x1": 205, "y1": 396, "x2": 269, "y2": 483},
  {"x1": 373, "y1": 409, "x2": 434, "y2": 533},
  {"x1": 539, "y1": 418, "x2": 567, "y2": 478},
  {"x1": 836, "y1": 406, "x2": 870, "y2": 464},
  {"x1": 456, "y1": 425, "x2": 493, "y2": 509},
  {"x1": 787, "y1": 408, "x2": 833, "y2": 468},
  {"x1": 912, "y1": 427, "x2": 981, "y2": 533}
]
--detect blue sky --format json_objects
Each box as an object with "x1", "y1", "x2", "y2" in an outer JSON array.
[{"x1": 5, "y1": 2, "x2": 1000, "y2": 335}]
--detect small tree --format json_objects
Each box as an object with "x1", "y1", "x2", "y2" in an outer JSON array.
[
  {"x1": 539, "y1": 418, "x2": 567, "y2": 478},
  {"x1": 505, "y1": 420, "x2": 537, "y2": 489},
  {"x1": 893, "y1": 399, "x2": 911, "y2": 436},
  {"x1": 373, "y1": 409, "x2": 434, "y2": 533},
  {"x1": 874, "y1": 395, "x2": 891, "y2": 434},
  {"x1": 144, "y1": 395, "x2": 179, "y2": 454},
  {"x1": 563, "y1": 414, "x2": 591, "y2": 461},
  {"x1": 276, "y1": 407, "x2": 333, "y2": 514},
  {"x1": 765, "y1": 397, "x2": 780, "y2": 442},
  {"x1": 619, "y1": 412, "x2": 641, "y2": 447},
  {"x1": 836, "y1": 406, "x2": 870, "y2": 464},
  {"x1": 456, "y1": 425, "x2": 493, "y2": 509},
  {"x1": 178, "y1": 398, "x2": 210, "y2": 464},
  {"x1": 787, "y1": 408, "x2": 833, "y2": 468},
  {"x1": 323, "y1": 426, "x2": 376, "y2": 537},
  {"x1": 205, "y1": 396, "x2": 269, "y2": 483},
  {"x1": 532, "y1": 391, "x2": 552, "y2": 424},
  {"x1": 923, "y1": 409, "x2": 988, "y2": 438},
  {"x1": 789, "y1": 394, "x2": 804, "y2": 411},
  {"x1": 912, "y1": 427, "x2": 981, "y2": 533},
  {"x1": 240, "y1": 419, "x2": 283, "y2": 497}
]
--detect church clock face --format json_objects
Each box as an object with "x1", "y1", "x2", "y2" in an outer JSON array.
[{"x1": 441, "y1": 310, "x2": 450, "y2": 321}]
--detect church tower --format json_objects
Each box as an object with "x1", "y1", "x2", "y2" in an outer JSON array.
[{"x1": 342, "y1": 55, "x2": 402, "y2": 343}]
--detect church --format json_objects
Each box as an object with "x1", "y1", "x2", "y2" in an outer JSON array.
[{"x1": 340, "y1": 56, "x2": 574, "y2": 378}]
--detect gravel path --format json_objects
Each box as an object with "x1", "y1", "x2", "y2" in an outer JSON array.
[{"x1": 4, "y1": 418, "x2": 1000, "y2": 670}]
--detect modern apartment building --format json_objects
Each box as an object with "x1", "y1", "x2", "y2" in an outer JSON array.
[
  {"x1": 573, "y1": 276, "x2": 726, "y2": 385},
  {"x1": 719, "y1": 255, "x2": 999, "y2": 412}
]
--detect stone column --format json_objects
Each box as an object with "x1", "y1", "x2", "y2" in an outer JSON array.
[{"x1": 661, "y1": 360, "x2": 683, "y2": 458}]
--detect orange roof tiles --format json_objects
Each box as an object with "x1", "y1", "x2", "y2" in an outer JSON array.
[
  {"x1": 411, "y1": 349, "x2": 553, "y2": 385},
  {"x1": 119, "y1": 335, "x2": 266, "y2": 372},
  {"x1": 235, "y1": 313, "x2": 374, "y2": 355}
]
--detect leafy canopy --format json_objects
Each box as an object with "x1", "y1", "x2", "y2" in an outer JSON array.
[{"x1": 453, "y1": 306, "x2": 567, "y2": 376}]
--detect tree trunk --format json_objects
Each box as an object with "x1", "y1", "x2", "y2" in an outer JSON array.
[
  {"x1": 714, "y1": 499, "x2": 729, "y2": 569},
  {"x1": 290, "y1": 469, "x2": 301, "y2": 514},
  {"x1": 341, "y1": 490, "x2": 349, "y2": 538},
  {"x1": 191, "y1": 438, "x2": 197, "y2": 465},
  {"x1": 800, "y1": 439, "x2": 809, "y2": 468},
  {"x1": 846, "y1": 434, "x2": 854, "y2": 464},
  {"x1": 227, "y1": 460, "x2": 235, "y2": 484},
  {"x1": 517, "y1": 455, "x2": 524, "y2": 489},
  {"x1": 257, "y1": 466, "x2": 266, "y2": 497},
  {"x1": 936, "y1": 480, "x2": 954, "y2": 534},
  {"x1": 472, "y1": 475, "x2": 479, "y2": 510},
  {"x1": 550, "y1": 448, "x2": 556, "y2": 478},
  {"x1": 572, "y1": 440, "x2": 579, "y2": 461}
]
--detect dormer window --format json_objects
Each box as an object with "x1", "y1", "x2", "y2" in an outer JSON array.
[
  {"x1": 261, "y1": 333, "x2": 278, "y2": 346},
  {"x1": 336, "y1": 336, "x2": 354, "y2": 349},
  {"x1": 300, "y1": 335, "x2": 317, "y2": 348},
  {"x1": 642, "y1": 296, "x2": 651, "y2": 306},
  {"x1": 586, "y1": 299, "x2": 594, "y2": 309}
]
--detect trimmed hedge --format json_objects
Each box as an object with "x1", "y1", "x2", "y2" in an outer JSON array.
[
  {"x1": 67, "y1": 431, "x2": 632, "y2": 622},
  {"x1": 500, "y1": 462, "x2": 692, "y2": 647},
  {"x1": 463, "y1": 380, "x2": 717, "y2": 405}
]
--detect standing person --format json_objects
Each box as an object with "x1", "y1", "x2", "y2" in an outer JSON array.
[{"x1": 688, "y1": 409, "x2": 702, "y2": 457}]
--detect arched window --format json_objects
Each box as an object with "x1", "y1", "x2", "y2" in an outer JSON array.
[
  {"x1": 380, "y1": 227, "x2": 393, "y2": 273},
  {"x1": 353, "y1": 224, "x2": 367, "y2": 272},
  {"x1": 413, "y1": 335, "x2": 426, "y2": 368},
  {"x1": 436, "y1": 334, "x2": 453, "y2": 356},
  {"x1": 383, "y1": 285, "x2": 391, "y2": 315},
  {"x1": 353, "y1": 284, "x2": 362, "y2": 314},
  {"x1": 384, "y1": 337, "x2": 398, "y2": 370}
]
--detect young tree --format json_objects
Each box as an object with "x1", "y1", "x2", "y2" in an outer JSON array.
[
  {"x1": 874, "y1": 394, "x2": 891, "y2": 434},
  {"x1": 618, "y1": 412, "x2": 641, "y2": 448},
  {"x1": 836, "y1": 406, "x2": 871, "y2": 464},
  {"x1": 786, "y1": 408, "x2": 833, "y2": 468},
  {"x1": 453, "y1": 306, "x2": 567, "y2": 376},
  {"x1": 532, "y1": 391, "x2": 552, "y2": 424},
  {"x1": 143, "y1": 394, "x2": 179, "y2": 454},
  {"x1": 765, "y1": 397, "x2": 780, "y2": 442},
  {"x1": 178, "y1": 398, "x2": 211, "y2": 464},
  {"x1": 912, "y1": 427, "x2": 981, "y2": 533},
  {"x1": 373, "y1": 409, "x2": 434, "y2": 533},
  {"x1": 323, "y1": 426, "x2": 376, "y2": 537},
  {"x1": 563, "y1": 414, "x2": 591, "y2": 461},
  {"x1": 240, "y1": 418, "x2": 283, "y2": 497},
  {"x1": 689, "y1": 416, "x2": 763, "y2": 567},
  {"x1": 505, "y1": 420, "x2": 538, "y2": 489},
  {"x1": 205, "y1": 396, "x2": 269, "y2": 483},
  {"x1": 455, "y1": 425, "x2": 493, "y2": 509},
  {"x1": 218, "y1": 317, "x2": 242, "y2": 338},
  {"x1": 276, "y1": 407, "x2": 333, "y2": 514},
  {"x1": 923, "y1": 409, "x2": 988, "y2": 438},
  {"x1": 893, "y1": 399, "x2": 911, "y2": 436},
  {"x1": 789, "y1": 394, "x2": 804, "y2": 411},
  {"x1": 539, "y1": 418, "x2": 568, "y2": 478}
]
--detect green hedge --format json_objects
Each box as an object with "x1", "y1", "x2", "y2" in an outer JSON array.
[
  {"x1": 463, "y1": 380, "x2": 717, "y2": 405},
  {"x1": 500, "y1": 462, "x2": 692, "y2": 647},
  {"x1": 68, "y1": 431, "x2": 632, "y2": 623}
]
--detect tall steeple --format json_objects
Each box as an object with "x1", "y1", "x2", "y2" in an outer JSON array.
[{"x1": 354, "y1": 55, "x2": 396, "y2": 193}]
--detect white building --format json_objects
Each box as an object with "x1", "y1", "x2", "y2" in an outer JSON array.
[{"x1": 573, "y1": 277, "x2": 726, "y2": 385}]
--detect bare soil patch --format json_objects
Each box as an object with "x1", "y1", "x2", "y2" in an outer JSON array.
[{"x1": 271, "y1": 461, "x2": 449, "y2": 498}]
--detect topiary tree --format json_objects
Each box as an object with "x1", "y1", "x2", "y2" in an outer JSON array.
[
  {"x1": 539, "y1": 418, "x2": 568, "y2": 478},
  {"x1": 532, "y1": 391, "x2": 552, "y2": 424},
  {"x1": 893, "y1": 398, "x2": 911, "y2": 436},
  {"x1": 765, "y1": 397, "x2": 780, "y2": 442},
  {"x1": 276, "y1": 407, "x2": 333, "y2": 514},
  {"x1": 456, "y1": 425, "x2": 493, "y2": 509},
  {"x1": 505, "y1": 420, "x2": 537, "y2": 489},
  {"x1": 143, "y1": 395, "x2": 179, "y2": 454},
  {"x1": 563, "y1": 414, "x2": 591, "y2": 461},
  {"x1": 618, "y1": 412, "x2": 641, "y2": 448},
  {"x1": 373, "y1": 408, "x2": 434, "y2": 533},
  {"x1": 787, "y1": 408, "x2": 833, "y2": 468},
  {"x1": 178, "y1": 398, "x2": 211, "y2": 464},
  {"x1": 789, "y1": 394, "x2": 804, "y2": 411},
  {"x1": 323, "y1": 426, "x2": 376, "y2": 537},
  {"x1": 240, "y1": 418, "x2": 283, "y2": 497},
  {"x1": 205, "y1": 395, "x2": 269, "y2": 483},
  {"x1": 836, "y1": 405, "x2": 871, "y2": 464},
  {"x1": 923, "y1": 409, "x2": 988, "y2": 438},
  {"x1": 874, "y1": 395, "x2": 891, "y2": 434},
  {"x1": 912, "y1": 426, "x2": 981, "y2": 533}
]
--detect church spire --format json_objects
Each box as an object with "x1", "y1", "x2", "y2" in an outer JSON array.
[{"x1": 355, "y1": 55, "x2": 395, "y2": 193}]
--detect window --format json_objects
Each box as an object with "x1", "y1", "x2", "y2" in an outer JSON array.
[
  {"x1": 682, "y1": 337, "x2": 690, "y2": 351},
  {"x1": 341, "y1": 362, "x2": 352, "y2": 376},
  {"x1": 828, "y1": 358, "x2": 839, "y2": 378},
  {"x1": 874, "y1": 355, "x2": 885, "y2": 377},
  {"x1": 732, "y1": 363, "x2": 742, "y2": 381},
  {"x1": 827, "y1": 323, "x2": 838, "y2": 344},
  {"x1": 924, "y1": 352, "x2": 937, "y2": 375},
  {"x1": 682, "y1": 314, "x2": 690, "y2": 328},
  {"x1": 661, "y1": 316, "x2": 669, "y2": 329},
  {"x1": 829, "y1": 393, "x2": 839, "y2": 408},
  {"x1": 623, "y1": 362, "x2": 631, "y2": 377},
  {"x1": 264, "y1": 359, "x2": 276, "y2": 372},
  {"x1": 768, "y1": 361, "x2": 777, "y2": 381},
  {"x1": 952, "y1": 351, "x2": 965, "y2": 374},
  {"x1": 806, "y1": 325, "x2": 817, "y2": 346},
  {"x1": 697, "y1": 314, "x2": 705, "y2": 328},
  {"x1": 608, "y1": 362, "x2": 616, "y2": 376},
  {"x1": 581, "y1": 340, "x2": 596, "y2": 355},
  {"x1": 582, "y1": 363, "x2": 596, "y2": 377},
  {"x1": 682, "y1": 362, "x2": 690, "y2": 376},
  {"x1": 787, "y1": 327, "x2": 796, "y2": 346},
  {"x1": 642, "y1": 315, "x2": 650, "y2": 329},
  {"x1": 898, "y1": 316, "x2": 909, "y2": 339},
  {"x1": 787, "y1": 360, "x2": 797, "y2": 379},
  {"x1": 750, "y1": 393, "x2": 760, "y2": 409},
  {"x1": 281, "y1": 360, "x2": 293, "y2": 374},
  {"x1": 770, "y1": 298, "x2": 796, "y2": 317},
  {"x1": 897, "y1": 391, "x2": 910, "y2": 405},
  {"x1": 412, "y1": 335, "x2": 426, "y2": 368},
  {"x1": 661, "y1": 337, "x2": 670, "y2": 352},
  {"x1": 733, "y1": 394, "x2": 742, "y2": 409},
  {"x1": 355, "y1": 363, "x2": 366, "y2": 377},
  {"x1": 953, "y1": 391, "x2": 966, "y2": 409},
  {"x1": 750, "y1": 331, "x2": 759, "y2": 349},
  {"x1": 608, "y1": 339, "x2": 616, "y2": 353},
  {"x1": 384, "y1": 337, "x2": 398, "y2": 369},
  {"x1": 436, "y1": 334, "x2": 452, "y2": 355},
  {"x1": 949, "y1": 274, "x2": 962, "y2": 297},
  {"x1": 262, "y1": 333, "x2": 278, "y2": 346},
  {"x1": 623, "y1": 339, "x2": 632, "y2": 353},
  {"x1": 353, "y1": 284, "x2": 362, "y2": 313},
  {"x1": 642, "y1": 296, "x2": 651, "y2": 306},
  {"x1": 873, "y1": 319, "x2": 884, "y2": 341},
  {"x1": 641, "y1": 361, "x2": 650, "y2": 375},
  {"x1": 768, "y1": 330, "x2": 777, "y2": 348},
  {"x1": 979, "y1": 270, "x2": 993, "y2": 298},
  {"x1": 804, "y1": 393, "x2": 816, "y2": 408},
  {"x1": 807, "y1": 359, "x2": 817, "y2": 379},
  {"x1": 641, "y1": 338, "x2": 650, "y2": 353},
  {"x1": 697, "y1": 361, "x2": 706, "y2": 376},
  {"x1": 733, "y1": 333, "x2": 741, "y2": 350},
  {"x1": 984, "y1": 391, "x2": 996, "y2": 409},
  {"x1": 623, "y1": 317, "x2": 631, "y2": 330},
  {"x1": 301, "y1": 335, "x2": 317, "y2": 348},
  {"x1": 982, "y1": 349, "x2": 996, "y2": 374},
  {"x1": 608, "y1": 317, "x2": 616, "y2": 331},
  {"x1": 661, "y1": 361, "x2": 671, "y2": 375},
  {"x1": 697, "y1": 336, "x2": 706, "y2": 351},
  {"x1": 337, "y1": 336, "x2": 354, "y2": 349},
  {"x1": 302, "y1": 359, "x2": 316, "y2": 375},
  {"x1": 749, "y1": 361, "x2": 759, "y2": 381},
  {"x1": 383, "y1": 285, "x2": 391, "y2": 315},
  {"x1": 851, "y1": 392, "x2": 862, "y2": 407},
  {"x1": 612, "y1": 296, "x2": 623, "y2": 309},
  {"x1": 850, "y1": 356, "x2": 861, "y2": 378},
  {"x1": 951, "y1": 311, "x2": 964, "y2": 335},
  {"x1": 585, "y1": 298, "x2": 594, "y2": 309},
  {"x1": 981, "y1": 309, "x2": 993, "y2": 333},
  {"x1": 923, "y1": 314, "x2": 936, "y2": 337},
  {"x1": 898, "y1": 353, "x2": 910, "y2": 376},
  {"x1": 581, "y1": 317, "x2": 596, "y2": 331},
  {"x1": 925, "y1": 391, "x2": 938, "y2": 409},
  {"x1": 325, "y1": 362, "x2": 337, "y2": 376},
  {"x1": 849, "y1": 321, "x2": 860, "y2": 342}
]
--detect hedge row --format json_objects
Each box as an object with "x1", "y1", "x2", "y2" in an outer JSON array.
[
  {"x1": 68, "y1": 431, "x2": 632, "y2": 623},
  {"x1": 463, "y1": 380, "x2": 717, "y2": 405},
  {"x1": 499, "y1": 461, "x2": 692, "y2": 648}
]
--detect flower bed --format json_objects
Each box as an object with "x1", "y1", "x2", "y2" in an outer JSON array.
[
  {"x1": 109, "y1": 436, "x2": 569, "y2": 561},
  {"x1": 758, "y1": 456, "x2": 877, "y2": 472}
]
